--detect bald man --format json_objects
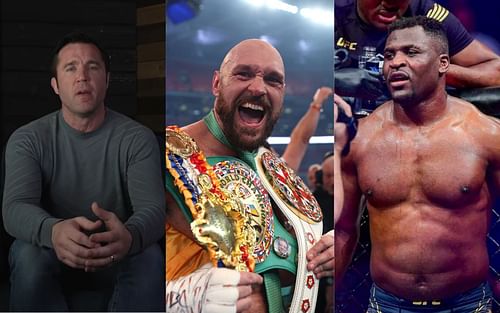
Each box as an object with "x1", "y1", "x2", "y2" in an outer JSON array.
[{"x1": 165, "y1": 39, "x2": 333, "y2": 313}]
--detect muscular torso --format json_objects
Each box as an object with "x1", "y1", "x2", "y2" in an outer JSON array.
[{"x1": 351, "y1": 99, "x2": 495, "y2": 299}]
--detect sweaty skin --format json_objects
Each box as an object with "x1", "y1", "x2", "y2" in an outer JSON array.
[
  {"x1": 341, "y1": 97, "x2": 498, "y2": 299},
  {"x1": 336, "y1": 25, "x2": 500, "y2": 300}
]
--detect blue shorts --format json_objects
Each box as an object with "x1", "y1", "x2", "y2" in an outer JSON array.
[{"x1": 367, "y1": 282, "x2": 492, "y2": 313}]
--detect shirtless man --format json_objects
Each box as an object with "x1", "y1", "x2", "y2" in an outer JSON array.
[{"x1": 335, "y1": 16, "x2": 500, "y2": 312}]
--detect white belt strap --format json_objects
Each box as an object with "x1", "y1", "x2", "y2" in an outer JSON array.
[{"x1": 255, "y1": 147, "x2": 324, "y2": 313}]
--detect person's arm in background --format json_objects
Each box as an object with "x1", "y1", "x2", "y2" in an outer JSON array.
[
  {"x1": 334, "y1": 97, "x2": 363, "y2": 285},
  {"x1": 305, "y1": 94, "x2": 361, "y2": 285},
  {"x1": 333, "y1": 94, "x2": 352, "y2": 224},
  {"x1": 334, "y1": 151, "x2": 363, "y2": 286},
  {"x1": 282, "y1": 87, "x2": 333, "y2": 172},
  {"x1": 429, "y1": 2, "x2": 500, "y2": 88},
  {"x1": 447, "y1": 40, "x2": 500, "y2": 88}
]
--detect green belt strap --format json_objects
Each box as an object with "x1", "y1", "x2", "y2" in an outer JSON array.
[{"x1": 263, "y1": 271, "x2": 284, "y2": 313}]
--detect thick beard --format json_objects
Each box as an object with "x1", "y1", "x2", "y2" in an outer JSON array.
[{"x1": 214, "y1": 92, "x2": 280, "y2": 151}]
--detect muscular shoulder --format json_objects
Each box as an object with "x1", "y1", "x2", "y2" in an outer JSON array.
[
  {"x1": 6, "y1": 111, "x2": 59, "y2": 153},
  {"x1": 449, "y1": 96, "x2": 500, "y2": 150},
  {"x1": 449, "y1": 96, "x2": 499, "y2": 127},
  {"x1": 347, "y1": 102, "x2": 393, "y2": 159},
  {"x1": 106, "y1": 110, "x2": 158, "y2": 147},
  {"x1": 181, "y1": 120, "x2": 205, "y2": 141},
  {"x1": 107, "y1": 110, "x2": 155, "y2": 137},
  {"x1": 10, "y1": 111, "x2": 58, "y2": 135},
  {"x1": 356, "y1": 102, "x2": 392, "y2": 139}
]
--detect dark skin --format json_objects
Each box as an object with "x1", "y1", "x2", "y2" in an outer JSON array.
[
  {"x1": 336, "y1": 26, "x2": 500, "y2": 300},
  {"x1": 333, "y1": 94, "x2": 353, "y2": 224},
  {"x1": 356, "y1": 0, "x2": 500, "y2": 88}
]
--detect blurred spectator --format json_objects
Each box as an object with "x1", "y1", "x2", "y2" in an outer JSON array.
[
  {"x1": 335, "y1": 0, "x2": 500, "y2": 90},
  {"x1": 282, "y1": 87, "x2": 333, "y2": 172},
  {"x1": 307, "y1": 163, "x2": 322, "y2": 191},
  {"x1": 313, "y1": 152, "x2": 334, "y2": 313}
]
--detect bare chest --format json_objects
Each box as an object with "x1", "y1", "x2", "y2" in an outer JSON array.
[{"x1": 356, "y1": 129, "x2": 488, "y2": 208}]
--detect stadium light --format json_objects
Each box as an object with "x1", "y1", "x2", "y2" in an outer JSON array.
[
  {"x1": 268, "y1": 136, "x2": 334, "y2": 145},
  {"x1": 300, "y1": 7, "x2": 333, "y2": 26},
  {"x1": 244, "y1": 0, "x2": 298, "y2": 14}
]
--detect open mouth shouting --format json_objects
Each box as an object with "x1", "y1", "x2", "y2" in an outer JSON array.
[
  {"x1": 238, "y1": 102, "x2": 266, "y2": 127},
  {"x1": 215, "y1": 93, "x2": 279, "y2": 151}
]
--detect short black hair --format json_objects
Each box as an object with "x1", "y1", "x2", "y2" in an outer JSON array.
[
  {"x1": 388, "y1": 16, "x2": 449, "y2": 54},
  {"x1": 51, "y1": 32, "x2": 110, "y2": 78}
]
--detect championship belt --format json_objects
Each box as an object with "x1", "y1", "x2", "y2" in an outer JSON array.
[
  {"x1": 212, "y1": 160, "x2": 274, "y2": 264},
  {"x1": 255, "y1": 147, "x2": 324, "y2": 313},
  {"x1": 166, "y1": 126, "x2": 272, "y2": 271},
  {"x1": 166, "y1": 126, "x2": 323, "y2": 312}
]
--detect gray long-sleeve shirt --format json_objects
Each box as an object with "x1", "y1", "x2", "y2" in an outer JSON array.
[{"x1": 2, "y1": 109, "x2": 166, "y2": 255}]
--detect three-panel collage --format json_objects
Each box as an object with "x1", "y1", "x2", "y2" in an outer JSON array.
[{"x1": 1, "y1": 0, "x2": 500, "y2": 312}]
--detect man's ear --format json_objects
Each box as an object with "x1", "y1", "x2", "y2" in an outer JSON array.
[
  {"x1": 106, "y1": 73, "x2": 110, "y2": 89},
  {"x1": 438, "y1": 54, "x2": 450, "y2": 75},
  {"x1": 50, "y1": 77, "x2": 59, "y2": 95},
  {"x1": 212, "y1": 70, "x2": 221, "y2": 96}
]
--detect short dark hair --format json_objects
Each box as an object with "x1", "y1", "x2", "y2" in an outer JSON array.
[
  {"x1": 388, "y1": 16, "x2": 449, "y2": 54},
  {"x1": 51, "y1": 32, "x2": 110, "y2": 78}
]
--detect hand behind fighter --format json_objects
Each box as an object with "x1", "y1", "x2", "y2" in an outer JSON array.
[
  {"x1": 84, "y1": 202, "x2": 132, "y2": 271},
  {"x1": 51, "y1": 216, "x2": 103, "y2": 269},
  {"x1": 306, "y1": 230, "x2": 334, "y2": 279},
  {"x1": 334, "y1": 93, "x2": 353, "y2": 153}
]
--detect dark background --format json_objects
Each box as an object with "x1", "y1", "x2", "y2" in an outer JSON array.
[
  {"x1": 0, "y1": 0, "x2": 164, "y2": 310},
  {"x1": 438, "y1": 0, "x2": 500, "y2": 52}
]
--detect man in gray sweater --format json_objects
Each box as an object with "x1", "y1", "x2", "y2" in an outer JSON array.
[{"x1": 2, "y1": 32, "x2": 165, "y2": 311}]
